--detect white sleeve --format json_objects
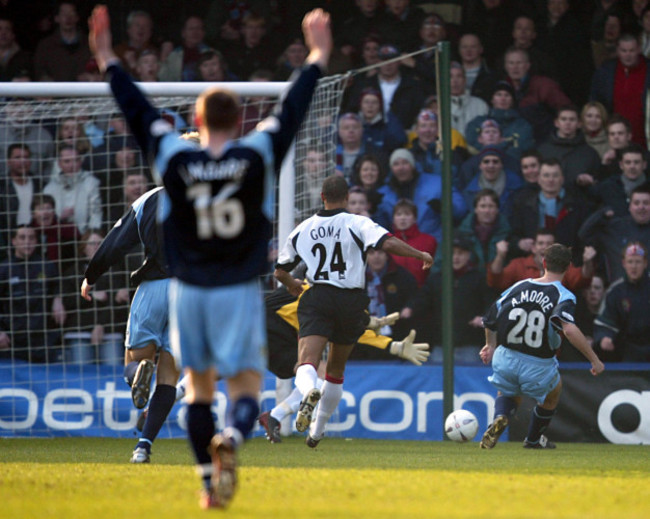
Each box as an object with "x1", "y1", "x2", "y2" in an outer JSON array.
[
  {"x1": 355, "y1": 215, "x2": 390, "y2": 250},
  {"x1": 276, "y1": 227, "x2": 302, "y2": 271}
]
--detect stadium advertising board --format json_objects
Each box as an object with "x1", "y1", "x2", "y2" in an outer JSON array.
[{"x1": 1, "y1": 361, "x2": 648, "y2": 443}]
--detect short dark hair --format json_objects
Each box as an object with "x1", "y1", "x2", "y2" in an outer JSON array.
[
  {"x1": 196, "y1": 87, "x2": 240, "y2": 131},
  {"x1": 31, "y1": 193, "x2": 56, "y2": 211},
  {"x1": 7, "y1": 143, "x2": 31, "y2": 159},
  {"x1": 350, "y1": 154, "x2": 386, "y2": 187},
  {"x1": 321, "y1": 175, "x2": 349, "y2": 203},
  {"x1": 473, "y1": 188, "x2": 499, "y2": 208},
  {"x1": 606, "y1": 113, "x2": 632, "y2": 132},
  {"x1": 544, "y1": 243, "x2": 572, "y2": 273},
  {"x1": 535, "y1": 228, "x2": 555, "y2": 240},
  {"x1": 393, "y1": 198, "x2": 417, "y2": 218},
  {"x1": 619, "y1": 143, "x2": 645, "y2": 160},
  {"x1": 540, "y1": 157, "x2": 562, "y2": 170},
  {"x1": 555, "y1": 104, "x2": 579, "y2": 119},
  {"x1": 631, "y1": 183, "x2": 650, "y2": 198},
  {"x1": 520, "y1": 149, "x2": 542, "y2": 163}
]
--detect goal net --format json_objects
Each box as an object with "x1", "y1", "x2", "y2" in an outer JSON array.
[{"x1": 0, "y1": 74, "x2": 349, "y2": 437}]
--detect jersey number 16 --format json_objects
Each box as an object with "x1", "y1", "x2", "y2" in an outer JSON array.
[{"x1": 188, "y1": 182, "x2": 245, "y2": 239}]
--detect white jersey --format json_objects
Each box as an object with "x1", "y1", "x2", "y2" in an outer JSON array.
[{"x1": 276, "y1": 208, "x2": 390, "y2": 289}]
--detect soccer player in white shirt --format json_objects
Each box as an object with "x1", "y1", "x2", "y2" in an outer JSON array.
[{"x1": 275, "y1": 175, "x2": 433, "y2": 446}]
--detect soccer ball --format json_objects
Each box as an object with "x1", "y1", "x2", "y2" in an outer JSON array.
[{"x1": 445, "y1": 410, "x2": 479, "y2": 442}]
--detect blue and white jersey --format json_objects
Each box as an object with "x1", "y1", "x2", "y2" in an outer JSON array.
[
  {"x1": 276, "y1": 209, "x2": 390, "y2": 289},
  {"x1": 85, "y1": 187, "x2": 168, "y2": 286},
  {"x1": 107, "y1": 62, "x2": 323, "y2": 287},
  {"x1": 483, "y1": 278, "x2": 577, "y2": 359}
]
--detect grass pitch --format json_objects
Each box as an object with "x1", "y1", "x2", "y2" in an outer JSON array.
[{"x1": 1, "y1": 437, "x2": 648, "y2": 519}]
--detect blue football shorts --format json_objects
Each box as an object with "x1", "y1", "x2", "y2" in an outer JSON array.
[
  {"x1": 125, "y1": 278, "x2": 171, "y2": 353},
  {"x1": 488, "y1": 345, "x2": 560, "y2": 404},
  {"x1": 168, "y1": 277, "x2": 267, "y2": 377}
]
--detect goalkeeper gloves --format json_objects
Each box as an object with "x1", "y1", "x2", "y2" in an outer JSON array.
[
  {"x1": 367, "y1": 312, "x2": 400, "y2": 333},
  {"x1": 389, "y1": 329, "x2": 430, "y2": 366}
]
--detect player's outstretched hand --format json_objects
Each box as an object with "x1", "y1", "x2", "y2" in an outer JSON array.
[
  {"x1": 590, "y1": 358, "x2": 605, "y2": 376},
  {"x1": 89, "y1": 5, "x2": 117, "y2": 72},
  {"x1": 302, "y1": 8, "x2": 332, "y2": 69},
  {"x1": 80, "y1": 278, "x2": 93, "y2": 301},
  {"x1": 420, "y1": 252, "x2": 433, "y2": 270},
  {"x1": 389, "y1": 330, "x2": 430, "y2": 366},
  {"x1": 367, "y1": 312, "x2": 400, "y2": 332},
  {"x1": 479, "y1": 344, "x2": 494, "y2": 365}
]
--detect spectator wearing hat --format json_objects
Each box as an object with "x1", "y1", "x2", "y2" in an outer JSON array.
[
  {"x1": 457, "y1": 119, "x2": 520, "y2": 190},
  {"x1": 375, "y1": 148, "x2": 467, "y2": 241},
  {"x1": 375, "y1": 0, "x2": 425, "y2": 53},
  {"x1": 358, "y1": 88, "x2": 407, "y2": 159},
  {"x1": 389, "y1": 198, "x2": 437, "y2": 287},
  {"x1": 403, "y1": 231, "x2": 492, "y2": 363},
  {"x1": 407, "y1": 109, "x2": 467, "y2": 178},
  {"x1": 345, "y1": 43, "x2": 426, "y2": 131},
  {"x1": 462, "y1": 147, "x2": 523, "y2": 219},
  {"x1": 450, "y1": 62, "x2": 489, "y2": 140},
  {"x1": 464, "y1": 81, "x2": 534, "y2": 161},
  {"x1": 538, "y1": 104, "x2": 601, "y2": 198},
  {"x1": 502, "y1": 47, "x2": 571, "y2": 142},
  {"x1": 593, "y1": 241, "x2": 650, "y2": 362}
]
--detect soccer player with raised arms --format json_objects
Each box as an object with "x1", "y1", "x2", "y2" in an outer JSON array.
[
  {"x1": 275, "y1": 175, "x2": 433, "y2": 447},
  {"x1": 89, "y1": 4, "x2": 332, "y2": 509},
  {"x1": 479, "y1": 243, "x2": 605, "y2": 449}
]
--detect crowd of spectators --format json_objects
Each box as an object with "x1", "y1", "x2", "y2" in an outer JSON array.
[{"x1": 1, "y1": 1, "x2": 650, "y2": 364}]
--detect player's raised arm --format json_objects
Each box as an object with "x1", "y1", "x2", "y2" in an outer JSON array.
[
  {"x1": 259, "y1": 9, "x2": 333, "y2": 166},
  {"x1": 88, "y1": 5, "x2": 117, "y2": 72},
  {"x1": 303, "y1": 9, "x2": 333, "y2": 72},
  {"x1": 89, "y1": 5, "x2": 177, "y2": 165}
]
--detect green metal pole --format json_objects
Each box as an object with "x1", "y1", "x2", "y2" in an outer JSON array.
[{"x1": 436, "y1": 41, "x2": 454, "y2": 437}]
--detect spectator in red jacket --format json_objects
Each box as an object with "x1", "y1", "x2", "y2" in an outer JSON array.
[{"x1": 389, "y1": 198, "x2": 437, "y2": 287}]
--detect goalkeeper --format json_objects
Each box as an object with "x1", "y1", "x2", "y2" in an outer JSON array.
[{"x1": 258, "y1": 283, "x2": 429, "y2": 443}]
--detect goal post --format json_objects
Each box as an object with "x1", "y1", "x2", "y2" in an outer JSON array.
[{"x1": 0, "y1": 74, "x2": 349, "y2": 437}]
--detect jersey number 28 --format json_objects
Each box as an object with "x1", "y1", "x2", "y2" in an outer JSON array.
[
  {"x1": 188, "y1": 182, "x2": 244, "y2": 239},
  {"x1": 507, "y1": 308, "x2": 545, "y2": 348}
]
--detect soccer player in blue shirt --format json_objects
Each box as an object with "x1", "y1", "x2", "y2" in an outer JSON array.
[
  {"x1": 89, "y1": 5, "x2": 333, "y2": 509},
  {"x1": 479, "y1": 243, "x2": 605, "y2": 449}
]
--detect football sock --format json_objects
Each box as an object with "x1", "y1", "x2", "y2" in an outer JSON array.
[
  {"x1": 135, "y1": 438, "x2": 152, "y2": 453},
  {"x1": 310, "y1": 376, "x2": 343, "y2": 439},
  {"x1": 295, "y1": 363, "x2": 319, "y2": 398},
  {"x1": 271, "y1": 387, "x2": 302, "y2": 422},
  {"x1": 187, "y1": 403, "x2": 216, "y2": 491},
  {"x1": 494, "y1": 395, "x2": 518, "y2": 420},
  {"x1": 272, "y1": 377, "x2": 325, "y2": 421},
  {"x1": 526, "y1": 406, "x2": 555, "y2": 443},
  {"x1": 123, "y1": 361, "x2": 139, "y2": 386},
  {"x1": 175, "y1": 375, "x2": 188, "y2": 402},
  {"x1": 140, "y1": 384, "x2": 176, "y2": 445},
  {"x1": 226, "y1": 395, "x2": 259, "y2": 447}
]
